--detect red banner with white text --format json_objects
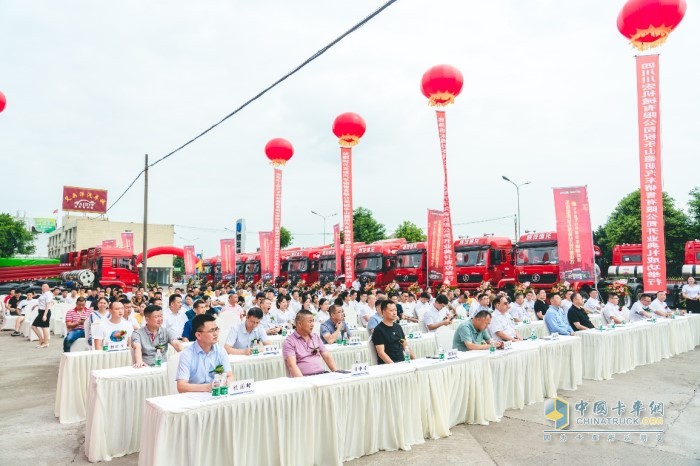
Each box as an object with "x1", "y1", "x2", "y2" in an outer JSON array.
[
  {"x1": 435, "y1": 111, "x2": 456, "y2": 286},
  {"x1": 183, "y1": 245, "x2": 196, "y2": 276},
  {"x1": 62, "y1": 186, "x2": 108, "y2": 214},
  {"x1": 427, "y1": 209, "x2": 444, "y2": 285},
  {"x1": 334, "y1": 223, "x2": 342, "y2": 278},
  {"x1": 121, "y1": 232, "x2": 134, "y2": 253},
  {"x1": 553, "y1": 186, "x2": 595, "y2": 283},
  {"x1": 101, "y1": 240, "x2": 117, "y2": 248},
  {"x1": 341, "y1": 147, "x2": 354, "y2": 288},
  {"x1": 259, "y1": 231, "x2": 274, "y2": 281},
  {"x1": 636, "y1": 54, "x2": 666, "y2": 292},
  {"x1": 272, "y1": 168, "x2": 283, "y2": 281},
  {"x1": 220, "y1": 239, "x2": 236, "y2": 279}
]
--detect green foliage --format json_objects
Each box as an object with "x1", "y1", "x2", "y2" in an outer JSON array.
[
  {"x1": 352, "y1": 207, "x2": 386, "y2": 244},
  {"x1": 173, "y1": 256, "x2": 184, "y2": 269},
  {"x1": 593, "y1": 190, "x2": 690, "y2": 275},
  {"x1": 280, "y1": 226, "x2": 293, "y2": 248},
  {"x1": 687, "y1": 187, "x2": 700, "y2": 239},
  {"x1": 0, "y1": 213, "x2": 36, "y2": 257},
  {"x1": 392, "y1": 221, "x2": 426, "y2": 243}
]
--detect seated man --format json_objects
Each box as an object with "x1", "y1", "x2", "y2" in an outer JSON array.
[
  {"x1": 132, "y1": 305, "x2": 183, "y2": 367},
  {"x1": 5, "y1": 290, "x2": 19, "y2": 315},
  {"x1": 93, "y1": 301, "x2": 134, "y2": 351},
  {"x1": 649, "y1": 291, "x2": 672, "y2": 318},
  {"x1": 508, "y1": 293, "x2": 530, "y2": 323},
  {"x1": 469, "y1": 293, "x2": 492, "y2": 318},
  {"x1": 10, "y1": 292, "x2": 37, "y2": 337},
  {"x1": 258, "y1": 298, "x2": 283, "y2": 336},
  {"x1": 371, "y1": 300, "x2": 415, "y2": 364},
  {"x1": 543, "y1": 294, "x2": 574, "y2": 335},
  {"x1": 629, "y1": 294, "x2": 654, "y2": 323},
  {"x1": 176, "y1": 314, "x2": 233, "y2": 393},
  {"x1": 422, "y1": 294, "x2": 455, "y2": 332},
  {"x1": 182, "y1": 299, "x2": 207, "y2": 342},
  {"x1": 567, "y1": 292, "x2": 594, "y2": 331},
  {"x1": 602, "y1": 293, "x2": 625, "y2": 325},
  {"x1": 320, "y1": 304, "x2": 353, "y2": 344},
  {"x1": 63, "y1": 297, "x2": 92, "y2": 352},
  {"x1": 453, "y1": 310, "x2": 503, "y2": 351},
  {"x1": 489, "y1": 296, "x2": 521, "y2": 342},
  {"x1": 283, "y1": 310, "x2": 338, "y2": 376},
  {"x1": 224, "y1": 307, "x2": 270, "y2": 355},
  {"x1": 367, "y1": 299, "x2": 384, "y2": 334},
  {"x1": 583, "y1": 289, "x2": 602, "y2": 313}
]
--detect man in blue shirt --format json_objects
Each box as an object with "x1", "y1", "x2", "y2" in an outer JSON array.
[
  {"x1": 367, "y1": 299, "x2": 385, "y2": 334},
  {"x1": 544, "y1": 294, "x2": 574, "y2": 336},
  {"x1": 176, "y1": 314, "x2": 233, "y2": 393},
  {"x1": 223, "y1": 308, "x2": 270, "y2": 355},
  {"x1": 320, "y1": 304, "x2": 353, "y2": 344}
]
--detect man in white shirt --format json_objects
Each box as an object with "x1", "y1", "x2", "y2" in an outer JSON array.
[
  {"x1": 259, "y1": 298, "x2": 282, "y2": 335},
  {"x1": 523, "y1": 290, "x2": 537, "y2": 315},
  {"x1": 94, "y1": 301, "x2": 133, "y2": 351},
  {"x1": 164, "y1": 294, "x2": 189, "y2": 338},
  {"x1": 489, "y1": 296, "x2": 521, "y2": 342},
  {"x1": 10, "y1": 292, "x2": 38, "y2": 337},
  {"x1": 412, "y1": 292, "x2": 432, "y2": 322},
  {"x1": 584, "y1": 289, "x2": 602, "y2": 313},
  {"x1": 352, "y1": 278, "x2": 361, "y2": 291},
  {"x1": 356, "y1": 291, "x2": 373, "y2": 327},
  {"x1": 422, "y1": 294, "x2": 455, "y2": 332},
  {"x1": 451, "y1": 292, "x2": 469, "y2": 319},
  {"x1": 629, "y1": 294, "x2": 654, "y2": 323},
  {"x1": 221, "y1": 293, "x2": 243, "y2": 318},
  {"x1": 561, "y1": 290, "x2": 574, "y2": 312},
  {"x1": 65, "y1": 290, "x2": 78, "y2": 307},
  {"x1": 469, "y1": 293, "x2": 492, "y2": 318},
  {"x1": 602, "y1": 294, "x2": 625, "y2": 325},
  {"x1": 649, "y1": 291, "x2": 672, "y2": 318},
  {"x1": 122, "y1": 299, "x2": 141, "y2": 330},
  {"x1": 509, "y1": 293, "x2": 531, "y2": 323},
  {"x1": 289, "y1": 290, "x2": 302, "y2": 314}
]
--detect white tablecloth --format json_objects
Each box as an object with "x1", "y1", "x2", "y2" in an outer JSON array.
[
  {"x1": 514, "y1": 321, "x2": 549, "y2": 339},
  {"x1": 54, "y1": 349, "x2": 133, "y2": 424},
  {"x1": 412, "y1": 352, "x2": 498, "y2": 439},
  {"x1": 400, "y1": 322, "x2": 420, "y2": 336},
  {"x1": 519, "y1": 336, "x2": 582, "y2": 397},
  {"x1": 228, "y1": 353, "x2": 286, "y2": 381},
  {"x1": 407, "y1": 334, "x2": 438, "y2": 359},
  {"x1": 666, "y1": 316, "x2": 695, "y2": 355},
  {"x1": 305, "y1": 364, "x2": 424, "y2": 466},
  {"x1": 689, "y1": 314, "x2": 700, "y2": 346},
  {"x1": 85, "y1": 365, "x2": 168, "y2": 462},
  {"x1": 138, "y1": 377, "x2": 315, "y2": 466},
  {"x1": 589, "y1": 313, "x2": 603, "y2": 328},
  {"x1": 488, "y1": 344, "x2": 544, "y2": 417}
]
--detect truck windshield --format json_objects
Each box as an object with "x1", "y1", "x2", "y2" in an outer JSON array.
[
  {"x1": 456, "y1": 249, "x2": 487, "y2": 266},
  {"x1": 245, "y1": 261, "x2": 260, "y2": 273},
  {"x1": 319, "y1": 258, "x2": 336, "y2": 272},
  {"x1": 288, "y1": 259, "x2": 308, "y2": 272},
  {"x1": 355, "y1": 255, "x2": 382, "y2": 272},
  {"x1": 396, "y1": 252, "x2": 423, "y2": 268},
  {"x1": 111, "y1": 258, "x2": 133, "y2": 270},
  {"x1": 516, "y1": 246, "x2": 558, "y2": 265},
  {"x1": 622, "y1": 254, "x2": 642, "y2": 263},
  {"x1": 236, "y1": 263, "x2": 245, "y2": 274}
]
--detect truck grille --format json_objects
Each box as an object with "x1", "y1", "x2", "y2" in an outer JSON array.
[
  {"x1": 519, "y1": 273, "x2": 557, "y2": 285},
  {"x1": 457, "y1": 274, "x2": 483, "y2": 284},
  {"x1": 396, "y1": 274, "x2": 418, "y2": 283}
]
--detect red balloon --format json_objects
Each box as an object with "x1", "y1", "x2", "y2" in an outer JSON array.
[
  {"x1": 332, "y1": 112, "x2": 366, "y2": 147},
  {"x1": 0, "y1": 91, "x2": 6, "y2": 113},
  {"x1": 265, "y1": 138, "x2": 294, "y2": 165},
  {"x1": 617, "y1": 0, "x2": 686, "y2": 50},
  {"x1": 421, "y1": 65, "x2": 463, "y2": 107}
]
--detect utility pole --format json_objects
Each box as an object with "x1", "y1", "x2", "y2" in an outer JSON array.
[{"x1": 142, "y1": 154, "x2": 149, "y2": 287}]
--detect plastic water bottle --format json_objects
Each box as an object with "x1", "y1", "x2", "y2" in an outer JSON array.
[
  {"x1": 219, "y1": 374, "x2": 229, "y2": 396},
  {"x1": 281, "y1": 327, "x2": 287, "y2": 336},
  {"x1": 211, "y1": 375, "x2": 221, "y2": 397},
  {"x1": 102, "y1": 343, "x2": 108, "y2": 352},
  {"x1": 439, "y1": 346, "x2": 445, "y2": 360},
  {"x1": 489, "y1": 341, "x2": 495, "y2": 354},
  {"x1": 154, "y1": 349, "x2": 162, "y2": 367},
  {"x1": 404, "y1": 347, "x2": 410, "y2": 363}
]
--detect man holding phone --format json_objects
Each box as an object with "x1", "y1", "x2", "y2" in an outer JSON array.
[
  {"x1": 422, "y1": 294, "x2": 455, "y2": 332},
  {"x1": 63, "y1": 297, "x2": 91, "y2": 352}
]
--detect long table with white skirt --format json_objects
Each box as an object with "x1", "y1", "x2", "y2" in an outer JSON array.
[
  {"x1": 305, "y1": 364, "x2": 424, "y2": 466},
  {"x1": 85, "y1": 365, "x2": 168, "y2": 462},
  {"x1": 688, "y1": 313, "x2": 700, "y2": 346},
  {"x1": 138, "y1": 377, "x2": 315, "y2": 466},
  {"x1": 518, "y1": 336, "x2": 583, "y2": 397},
  {"x1": 488, "y1": 343, "x2": 544, "y2": 417},
  {"x1": 55, "y1": 349, "x2": 133, "y2": 424},
  {"x1": 412, "y1": 352, "x2": 498, "y2": 439}
]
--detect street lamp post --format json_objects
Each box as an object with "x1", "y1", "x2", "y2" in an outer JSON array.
[
  {"x1": 501, "y1": 176, "x2": 531, "y2": 239},
  {"x1": 310, "y1": 211, "x2": 338, "y2": 245}
]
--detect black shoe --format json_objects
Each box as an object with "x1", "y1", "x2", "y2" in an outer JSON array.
[{"x1": 10, "y1": 331, "x2": 21, "y2": 337}]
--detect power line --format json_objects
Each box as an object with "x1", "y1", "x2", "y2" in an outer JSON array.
[
  {"x1": 453, "y1": 214, "x2": 515, "y2": 226},
  {"x1": 103, "y1": 0, "x2": 400, "y2": 214}
]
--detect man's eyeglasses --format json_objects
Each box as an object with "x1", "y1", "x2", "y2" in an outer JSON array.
[{"x1": 200, "y1": 327, "x2": 220, "y2": 334}]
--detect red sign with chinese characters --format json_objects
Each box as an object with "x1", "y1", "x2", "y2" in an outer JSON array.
[
  {"x1": 427, "y1": 209, "x2": 444, "y2": 284},
  {"x1": 220, "y1": 239, "x2": 236, "y2": 278},
  {"x1": 553, "y1": 186, "x2": 595, "y2": 283},
  {"x1": 340, "y1": 147, "x2": 354, "y2": 288},
  {"x1": 272, "y1": 168, "x2": 283, "y2": 281},
  {"x1": 183, "y1": 245, "x2": 196, "y2": 276},
  {"x1": 435, "y1": 111, "x2": 456, "y2": 286},
  {"x1": 101, "y1": 240, "x2": 117, "y2": 248},
  {"x1": 259, "y1": 231, "x2": 274, "y2": 281},
  {"x1": 62, "y1": 186, "x2": 108, "y2": 214},
  {"x1": 121, "y1": 232, "x2": 134, "y2": 253},
  {"x1": 636, "y1": 54, "x2": 666, "y2": 291},
  {"x1": 333, "y1": 223, "x2": 341, "y2": 278}
]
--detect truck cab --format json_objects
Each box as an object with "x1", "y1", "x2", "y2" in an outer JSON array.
[
  {"x1": 87, "y1": 247, "x2": 138, "y2": 289},
  {"x1": 454, "y1": 236, "x2": 515, "y2": 291},
  {"x1": 287, "y1": 247, "x2": 324, "y2": 286},
  {"x1": 682, "y1": 240, "x2": 700, "y2": 279},
  {"x1": 235, "y1": 254, "x2": 249, "y2": 283},
  {"x1": 608, "y1": 244, "x2": 643, "y2": 280},
  {"x1": 354, "y1": 239, "x2": 406, "y2": 288},
  {"x1": 395, "y1": 242, "x2": 427, "y2": 289},
  {"x1": 515, "y1": 232, "x2": 559, "y2": 290},
  {"x1": 244, "y1": 253, "x2": 261, "y2": 283}
]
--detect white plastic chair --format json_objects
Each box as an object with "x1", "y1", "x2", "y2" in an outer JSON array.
[
  {"x1": 22, "y1": 307, "x2": 39, "y2": 339},
  {"x1": 434, "y1": 327, "x2": 455, "y2": 352},
  {"x1": 51, "y1": 303, "x2": 71, "y2": 337},
  {"x1": 344, "y1": 305, "x2": 360, "y2": 327},
  {"x1": 216, "y1": 311, "x2": 240, "y2": 346},
  {"x1": 70, "y1": 338, "x2": 87, "y2": 352},
  {"x1": 167, "y1": 352, "x2": 181, "y2": 395},
  {"x1": 2, "y1": 302, "x2": 18, "y2": 332},
  {"x1": 312, "y1": 322, "x2": 320, "y2": 335},
  {"x1": 368, "y1": 340, "x2": 379, "y2": 365}
]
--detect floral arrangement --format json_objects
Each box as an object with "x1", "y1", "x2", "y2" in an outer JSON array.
[
  {"x1": 550, "y1": 281, "x2": 572, "y2": 297},
  {"x1": 478, "y1": 280, "x2": 494, "y2": 293},
  {"x1": 323, "y1": 282, "x2": 334, "y2": 294},
  {"x1": 309, "y1": 281, "x2": 321, "y2": 292},
  {"x1": 604, "y1": 280, "x2": 628, "y2": 297},
  {"x1": 244, "y1": 280, "x2": 253, "y2": 289},
  {"x1": 280, "y1": 280, "x2": 291, "y2": 288},
  {"x1": 384, "y1": 281, "x2": 399, "y2": 293},
  {"x1": 438, "y1": 284, "x2": 458, "y2": 294},
  {"x1": 363, "y1": 281, "x2": 375, "y2": 292},
  {"x1": 297, "y1": 279, "x2": 307, "y2": 289},
  {"x1": 407, "y1": 283, "x2": 421, "y2": 295},
  {"x1": 513, "y1": 282, "x2": 533, "y2": 296}
]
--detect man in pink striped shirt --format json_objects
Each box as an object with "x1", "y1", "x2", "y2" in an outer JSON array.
[
  {"x1": 283, "y1": 310, "x2": 338, "y2": 377},
  {"x1": 63, "y1": 297, "x2": 91, "y2": 352}
]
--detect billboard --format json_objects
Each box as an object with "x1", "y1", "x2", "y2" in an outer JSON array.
[{"x1": 62, "y1": 186, "x2": 108, "y2": 214}]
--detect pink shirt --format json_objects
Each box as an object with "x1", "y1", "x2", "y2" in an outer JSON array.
[
  {"x1": 65, "y1": 307, "x2": 92, "y2": 331},
  {"x1": 282, "y1": 331, "x2": 327, "y2": 376}
]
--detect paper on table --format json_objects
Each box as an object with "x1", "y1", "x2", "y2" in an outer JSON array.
[{"x1": 183, "y1": 392, "x2": 213, "y2": 402}]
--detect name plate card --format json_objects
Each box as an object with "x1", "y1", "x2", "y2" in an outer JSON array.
[
  {"x1": 263, "y1": 345, "x2": 279, "y2": 355},
  {"x1": 503, "y1": 341, "x2": 513, "y2": 351},
  {"x1": 551, "y1": 332, "x2": 559, "y2": 341},
  {"x1": 446, "y1": 349, "x2": 459, "y2": 360},
  {"x1": 351, "y1": 363, "x2": 369, "y2": 376},
  {"x1": 229, "y1": 379, "x2": 255, "y2": 396},
  {"x1": 349, "y1": 336, "x2": 361, "y2": 345}
]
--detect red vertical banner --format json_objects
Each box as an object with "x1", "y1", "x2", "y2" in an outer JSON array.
[
  {"x1": 121, "y1": 231, "x2": 134, "y2": 253},
  {"x1": 636, "y1": 54, "x2": 666, "y2": 292},
  {"x1": 101, "y1": 240, "x2": 117, "y2": 248},
  {"x1": 333, "y1": 223, "x2": 342, "y2": 278},
  {"x1": 183, "y1": 245, "x2": 196, "y2": 276},
  {"x1": 340, "y1": 147, "x2": 354, "y2": 288},
  {"x1": 259, "y1": 231, "x2": 274, "y2": 281},
  {"x1": 435, "y1": 110, "x2": 456, "y2": 286},
  {"x1": 272, "y1": 168, "x2": 283, "y2": 281},
  {"x1": 553, "y1": 186, "x2": 595, "y2": 283},
  {"x1": 220, "y1": 239, "x2": 236, "y2": 278},
  {"x1": 427, "y1": 209, "x2": 445, "y2": 285}
]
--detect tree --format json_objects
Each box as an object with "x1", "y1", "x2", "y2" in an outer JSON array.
[
  {"x1": 687, "y1": 187, "x2": 700, "y2": 239},
  {"x1": 353, "y1": 207, "x2": 386, "y2": 244},
  {"x1": 0, "y1": 214, "x2": 36, "y2": 257},
  {"x1": 593, "y1": 190, "x2": 690, "y2": 275},
  {"x1": 392, "y1": 221, "x2": 426, "y2": 243},
  {"x1": 173, "y1": 256, "x2": 184, "y2": 270},
  {"x1": 280, "y1": 226, "x2": 293, "y2": 248}
]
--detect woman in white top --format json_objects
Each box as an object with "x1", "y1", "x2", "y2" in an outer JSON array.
[
  {"x1": 88, "y1": 297, "x2": 111, "y2": 349},
  {"x1": 682, "y1": 276, "x2": 700, "y2": 313},
  {"x1": 273, "y1": 295, "x2": 294, "y2": 327},
  {"x1": 315, "y1": 298, "x2": 331, "y2": 322}
]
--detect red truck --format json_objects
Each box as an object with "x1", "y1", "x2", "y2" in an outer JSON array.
[
  {"x1": 395, "y1": 242, "x2": 427, "y2": 289},
  {"x1": 287, "y1": 247, "x2": 325, "y2": 286},
  {"x1": 244, "y1": 253, "x2": 261, "y2": 283},
  {"x1": 682, "y1": 240, "x2": 700, "y2": 279},
  {"x1": 514, "y1": 232, "x2": 560, "y2": 291},
  {"x1": 318, "y1": 243, "x2": 366, "y2": 286},
  {"x1": 454, "y1": 236, "x2": 516, "y2": 291},
  {"x1": 354, "y1": 239, "x2": 406, "y2": 288}
]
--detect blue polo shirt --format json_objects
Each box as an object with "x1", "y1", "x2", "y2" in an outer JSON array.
[
  {"x1": 320, "y1": 318, "x2": 352, "y2": 342},
  {"x1": 176, "y1": 341, "x2": 231, "y2": 384}
]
